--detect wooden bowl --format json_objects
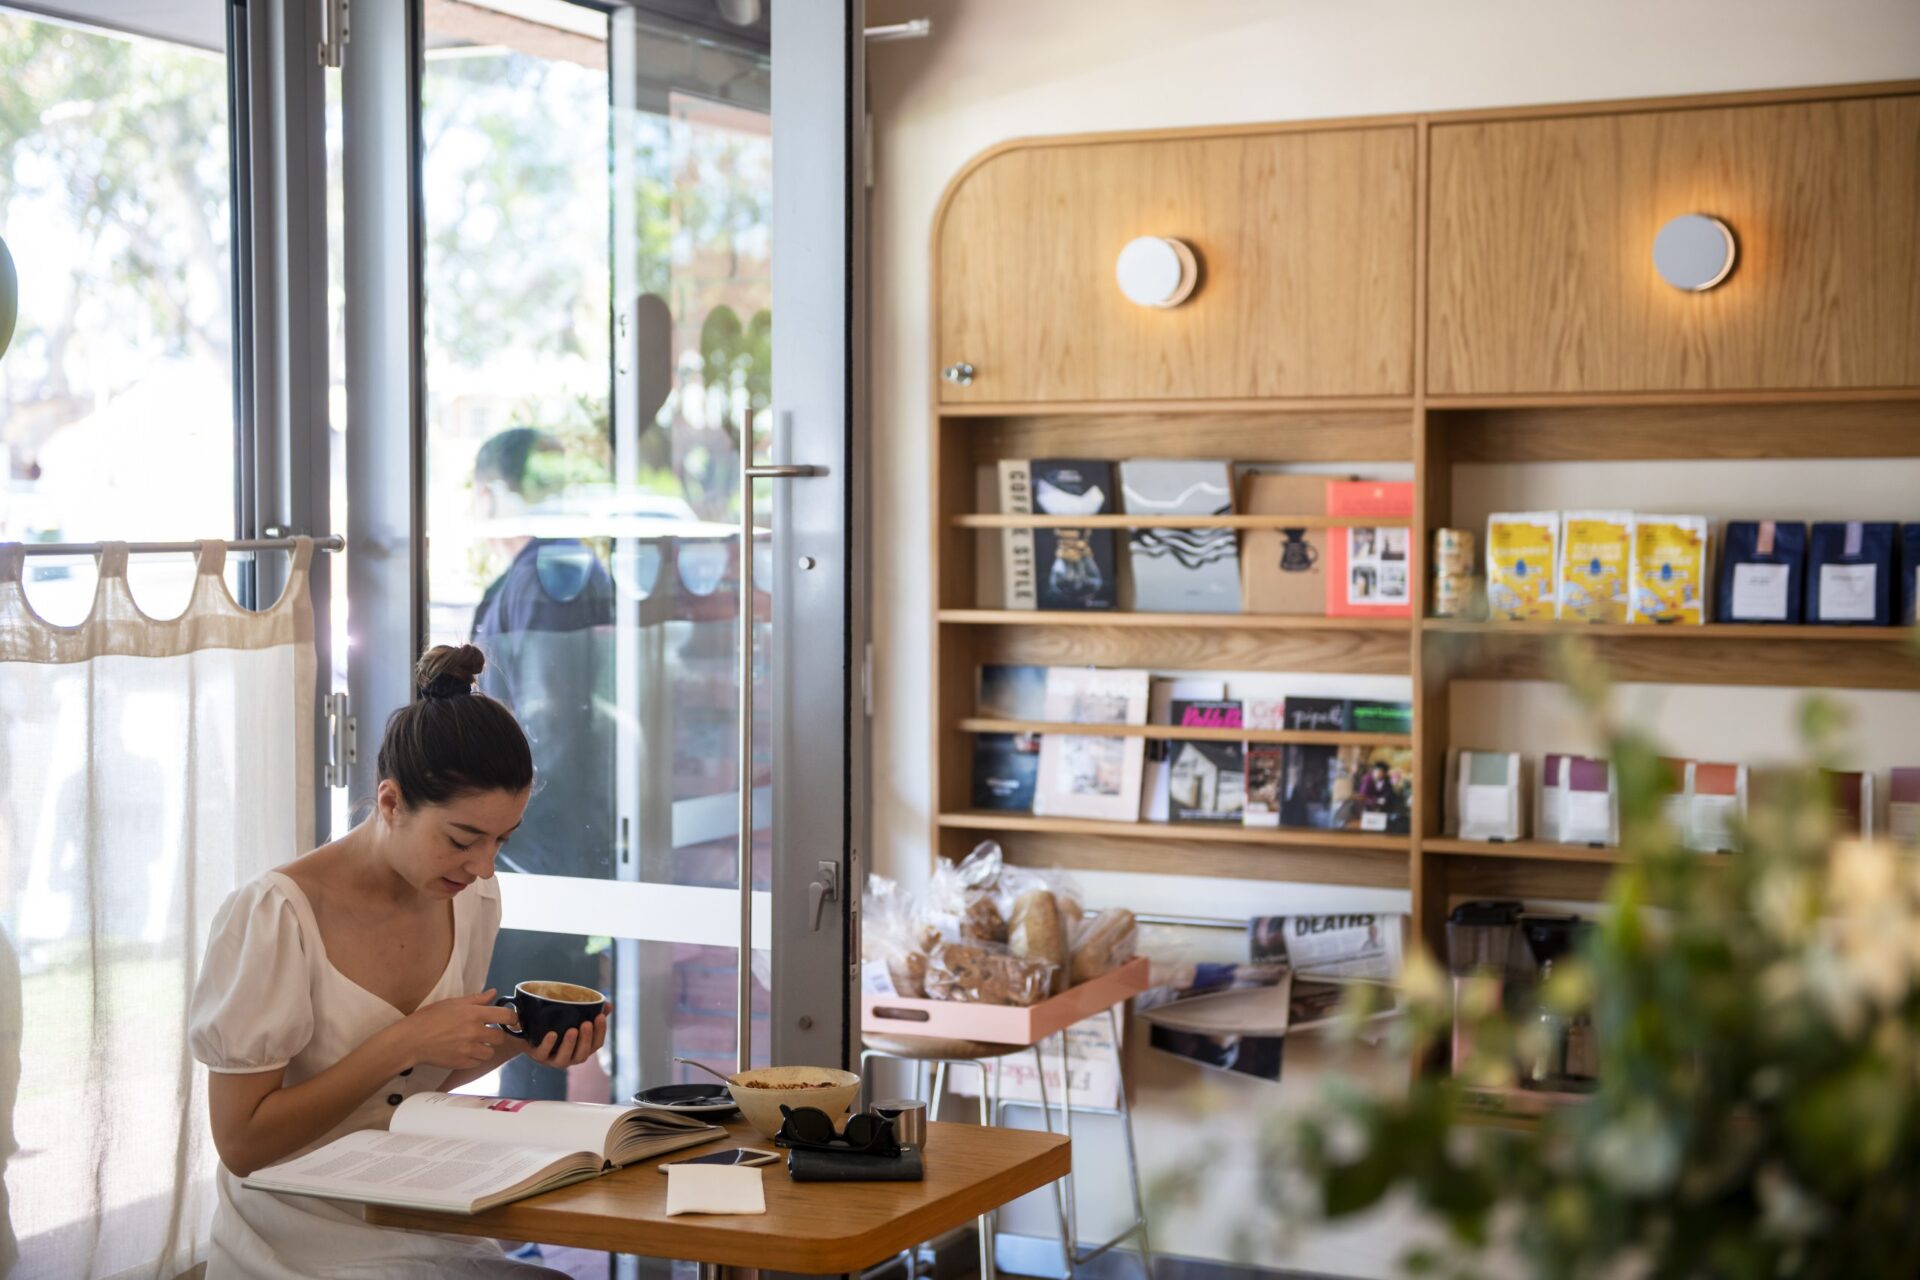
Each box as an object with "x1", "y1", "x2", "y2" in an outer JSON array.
[{"x1": 726, "y1": 1065, "x2": 862, "y2": 1139}]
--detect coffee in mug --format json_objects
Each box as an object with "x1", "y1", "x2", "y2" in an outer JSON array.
[{"x1": 494, "y1": 980, "x2": 607, "y2": 1047}]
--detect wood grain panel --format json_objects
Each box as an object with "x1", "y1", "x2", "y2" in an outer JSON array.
[
  {"x1": 938, "y1": 810, "x2": 1406, "y2": 852},
  {"x1": 939, "y1": 128, "x2": 1416, "y2": 403},
  {"x1": 990, "y1": 828, "x2": 1410, "y2": 889},
  {"x1": 960, "y1": 406, "x2": 1412, "y2": 462},
  {"x1": 367, "y1": 1120, "x2": 1069, "y2": 1272},
  {"x1": 1429, "y1": 95, "x2": 1920, "y2": 394},
  {"x1": 966, "y1": 620, "x2": 1412, "y2": 675},
  {"x1": 1424, "y1": 623, "x2": 1920, "y2": 691},
  {"x1": 1435, "y1": 399, "x2": 1920, "y2": 461}
]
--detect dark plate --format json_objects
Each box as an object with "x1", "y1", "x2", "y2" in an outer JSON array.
[{"x1": 633, "y1": 1083, "x2": 738, "y2": 1115}]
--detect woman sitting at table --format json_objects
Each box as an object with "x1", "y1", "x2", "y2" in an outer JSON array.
[{"x1": 188, "y1": 645, "x2": 609, "y2": 1279}]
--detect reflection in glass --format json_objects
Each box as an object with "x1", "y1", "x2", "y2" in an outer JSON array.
[{"x1": 420, "y1": 2, "x2": 776, "y2": 1127}]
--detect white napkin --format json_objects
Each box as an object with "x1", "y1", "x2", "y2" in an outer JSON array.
[{"x1": 664, "y1": 1165, "x2": 767, "y2": 1217}]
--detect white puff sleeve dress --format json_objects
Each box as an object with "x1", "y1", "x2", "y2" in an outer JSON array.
[{"x1": 188, "y1": 870, "x2": 564, "y2": 1279}]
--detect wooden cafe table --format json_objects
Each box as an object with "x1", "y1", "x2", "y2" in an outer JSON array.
[{"x1": 366, "y1": 1119, "x2": 1070, "y2": 1277}]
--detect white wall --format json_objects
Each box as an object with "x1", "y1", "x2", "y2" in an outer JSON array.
[{"x1": 863, "y1": 3, "x2": 1920, "y2": 1274}]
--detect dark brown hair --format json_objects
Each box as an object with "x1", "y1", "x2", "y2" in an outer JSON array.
[{"x1": 375, "y1": 644, "x2": 534, "y2": 808}]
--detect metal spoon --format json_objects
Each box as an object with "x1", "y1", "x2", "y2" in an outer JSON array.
[{"x1": 673, "y1": 1056, "x2": 738, "y2": 1086}]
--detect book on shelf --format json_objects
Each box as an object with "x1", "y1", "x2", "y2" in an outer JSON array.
[
  {"x1": 241, "y1": 1093, "x2": 722, "y2": 1215},
  {"x1": 1031, "y1": 460, "x2": 1119, "y2": 611},
  {"x1": 1278, "y1": 698, "x2": 1347, "y2": 830},
  {"x1": 972, "y1": 664, "x2": 1048, "y2": 810},
  {"x1": 1032, "y1": 667, "x2": 1150, "y2": 821},
  {"x1": 1338, "y1": 745, "x2": 1413, "y2": 834},
  {"x1": 1166, "y1": 699, "x2": 1245, "y2": 823},
  {"x1": 1118, "y1": 459, "x2": 1240, "y2": 613},
  {"x1": 996, "y1": 459, "x2": 1038, "y2": 611},
  {"x1": 1141, "y1": 676, "x2": 1226, "y2": 822},
  {"x1": 1324, "y1": 481, "x2": 1413, "y2": 618},
  {"x1": 1242, "y1": 698, "x2": 1287, "y2": 828},
  {"x1": 1278, "y1": 699, "x2": 1414, "y2": 833},
  {"x1": 1240, "y1": 473, "x2": 1337, "y2": 615}
]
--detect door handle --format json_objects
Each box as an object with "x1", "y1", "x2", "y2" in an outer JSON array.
[
  {"x1": 736, "y1": 455, "x2": 824, "y2": 1074},
  {"x1": 808, "y1": 861, "x2": 840, "y2": 932}
]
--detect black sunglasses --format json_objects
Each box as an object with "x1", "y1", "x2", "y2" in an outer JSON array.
[{"x1": 776, "y1": 1104, "x2": 900, "y2": 1156}]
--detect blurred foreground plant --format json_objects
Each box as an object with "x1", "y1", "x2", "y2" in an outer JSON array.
[{"x1": 1227, "y1": 641, "x2": 1920, "y2": 1279}]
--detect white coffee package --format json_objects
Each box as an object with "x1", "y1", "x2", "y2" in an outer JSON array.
[{"x1": 1453, "y1": 750, "x2": 1524, "y2": 841}]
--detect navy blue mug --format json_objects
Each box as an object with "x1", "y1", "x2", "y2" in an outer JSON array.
[{"x1": 493, "y1": 980, "x2": 607, "y2": 1047}]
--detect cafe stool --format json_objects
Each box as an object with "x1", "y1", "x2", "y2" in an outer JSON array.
[
  {"x1": 860, "y1": 1033, "x2": 1027, "y2": 1280},
  {"x1": 860, "y1": 1018, "x2": 1153, "y2": 1280}
]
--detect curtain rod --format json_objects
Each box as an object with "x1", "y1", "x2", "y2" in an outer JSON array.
[
  {"x1": 1136, "y1": 912, "x2": 1245, "y2": 932},
  {"x1": 13, "y1": 534, "x2": 346, "y2": 557}
]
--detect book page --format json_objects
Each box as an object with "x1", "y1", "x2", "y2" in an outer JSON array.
[
  {"x1": 395, "y1": 1093, "x2": 630, "y2": 1161},
  {"x1": 246, "y1": 1129, "x2": 585, "y2": 1213}
]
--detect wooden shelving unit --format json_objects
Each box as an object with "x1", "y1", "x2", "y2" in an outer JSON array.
[{"x1": 926, "y1": 81, "x2": 1920, "y2": 1089}]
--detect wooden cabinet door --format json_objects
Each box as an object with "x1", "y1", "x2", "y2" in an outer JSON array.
[
  {"x1": 1429, "y1": 94, "x2": 1920, "y2": 395},
  {"x1": 936, "y1": 127, "x2": 1416, "y2": 404}
]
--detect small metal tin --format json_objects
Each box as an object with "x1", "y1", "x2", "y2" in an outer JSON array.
[
  {"x1": 1433, "y1": 528, "x2": 1476, "y2": 575},
  {"x1": 869, "y1": 1098, "x2": 928, "y2": 1148}
]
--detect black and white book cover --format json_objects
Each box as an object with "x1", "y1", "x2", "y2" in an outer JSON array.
[
  {"x1": 1119, "y1": 459, "x2": 1240, "y2": 613},
  {"x1": 1031, "y1": 460, "x2": 1118, "y2": 611},
  {"x1": 1167, "y1": 700, "x2": 1245, "y2": 823}
]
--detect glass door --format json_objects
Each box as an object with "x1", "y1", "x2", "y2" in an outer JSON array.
[{"x1": 346, "y1": 0, "x2": 862, "y2": 1113}]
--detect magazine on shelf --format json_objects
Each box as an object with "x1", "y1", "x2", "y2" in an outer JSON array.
[
  {"x1": 972, "y1": 664, "x2": 1047, "y2": 810},
  {"x1": 242, "y1": 1093, "x2": 723, "y2": 1215},
  {"x1": 1032, "y1": 667, "x2": 1150, "y2": 820},
  {"x1": 1241, "y1": 473, "x2": 1337, "y2": 615},
  {"x1": 1325, "y1": 480, "x2": 1413, "y2": 617},
  {"x1": 1242, "y1": 697, "x2": 1288, "y2": 828},
  {"x1": 1166, "y1": 699, "x2": 1245, "y2": 823},
  {"x1": 1141, "y1": 676, "x2": 1227, "y2": 821},
  {"x1": 1118, "y1": 458, "x2": 1240, "y2": 612},
  {"x1": 1031, "y1": 460, "x2": 1119, "y2": 610}
]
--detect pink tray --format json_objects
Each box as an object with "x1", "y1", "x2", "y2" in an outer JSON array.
[{"x1": 862, "y1": 956, "x2": 1151, "y2": 1047}]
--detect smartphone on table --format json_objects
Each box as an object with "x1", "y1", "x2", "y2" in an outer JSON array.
[{"x1": 657, "y1": 1147, "x2": 780, "y2": 1172}]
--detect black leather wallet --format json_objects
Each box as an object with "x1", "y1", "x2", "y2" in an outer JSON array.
[{"x1": 786, "y1": 1145, "x2": 925, "y2": 1182}]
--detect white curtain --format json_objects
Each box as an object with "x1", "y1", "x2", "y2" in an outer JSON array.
[{"x1": 0, "y1": 538, "x2": 315, "y2": 1280}]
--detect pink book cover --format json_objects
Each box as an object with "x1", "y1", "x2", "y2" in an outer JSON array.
[{"x1": 1324, "y1": 480, "x2": 1414, "y2": 618}]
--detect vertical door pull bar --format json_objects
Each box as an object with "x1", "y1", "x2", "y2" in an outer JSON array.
[{"x1": 738, "y1": 460, "x2": 822, "y2": 1074}]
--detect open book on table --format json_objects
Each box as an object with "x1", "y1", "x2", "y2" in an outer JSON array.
[{"x1": 243, "y1": 1092, "x2": 725, "y2": 1214}]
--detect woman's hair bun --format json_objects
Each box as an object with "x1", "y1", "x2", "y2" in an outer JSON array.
[
  {"x1": 378, "y1": 642, "x2": 532, "y2": 806},
  {"x1": 415, "y1": 644, "x2": 486, "y2": 698}
]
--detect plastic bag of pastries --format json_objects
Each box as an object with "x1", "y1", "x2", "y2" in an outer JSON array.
[
  {"x1": 1008, "y1": 887, "x2": 1069, "y2": 996},
  {"x1": 1068, "y1": 908, "x2": 1138, "y2": 985},
  {"x1": 860, "y1": 874, "x2": 929, "y2": 998},
  {"x1": 923, "y1": 940, "x2": 1056, "y2": 1007}
]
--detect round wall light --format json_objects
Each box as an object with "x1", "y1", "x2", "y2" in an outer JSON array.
[
  {"x1": 1115, "y1": 236, "x2": 1198, "y2": 308},
  {"x1": 1653, "y1": 213, "x2": 1737, "y2": 291}
]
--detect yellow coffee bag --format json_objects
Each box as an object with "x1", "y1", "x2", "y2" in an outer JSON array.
[
  {"x1": 1486, "y1": 512, "x2": 1559, "y2": 622},
  {"x1": 1558, "y1": 511, "x2": 1633, "y2": 623},
  {"x1": 1630, "y1": 515, "x2": 1709, "y2": 625}
]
